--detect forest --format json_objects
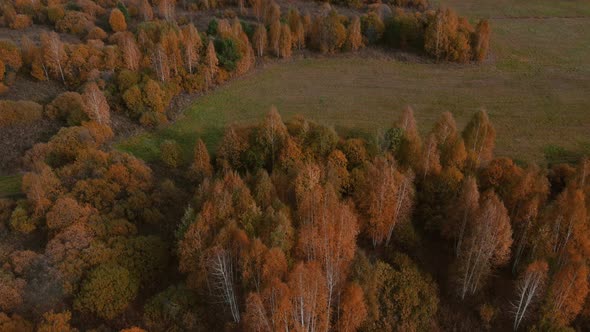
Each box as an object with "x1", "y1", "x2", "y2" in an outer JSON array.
[
  {"x1": 2, "y1": 105, "x2": 590, "y2": 331},
  {"x1": 0, "y1": 0, "x2": 589, "y2": 331}
]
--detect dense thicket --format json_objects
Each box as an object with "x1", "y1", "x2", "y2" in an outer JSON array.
[{"x1": 1, "y1": 105, "x2": 589, "y2": 330}]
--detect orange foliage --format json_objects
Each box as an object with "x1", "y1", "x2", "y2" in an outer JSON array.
[{"x1": 109, "y1": 8, "x2": 127, "y2": 32}]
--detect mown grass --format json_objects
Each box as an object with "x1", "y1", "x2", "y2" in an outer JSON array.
[
  {"x1": 118, "y1": 2, "x2": 590, "y2": 166},
  {"x1": 0, "y1": 175, "x2": 22, "y2": 198}
]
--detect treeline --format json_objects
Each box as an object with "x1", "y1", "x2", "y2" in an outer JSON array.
[
  {"x1": 1, "y1": 105, "x2": 589, "y2": 330},
  {"x1": 1, "y1": 0, "x2": 490, "y2": 130}
]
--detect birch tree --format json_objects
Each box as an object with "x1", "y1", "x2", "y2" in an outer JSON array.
[
  {"x1": 151, "y1": 44, "x2": 170, "y2": 82},
  {"x1": 139, "y1": 0, "x2": 153, "y2": 21},
  {"x1": 288, "y1": 261, "x2": 328, "y2": 332},
  {"x1": 512, "y1": 261, "x2": 548, "y2": 330},
  {"x1": 252, "y1": 24, "x2": 267, "y2": 57},
  {"x1": 549, "y1": 185, "x2": 587, "y2": 266},
  {"x1": 260, "y1": 106, "x2": 288, "y2": 168},
  {"x1": 443, "y1": 175, "x2": 480, "y2": 256},
  {"x1": 462, "y1": 109, "x2": 496, "y2": 168},
  {"x1": 206, "y1": 247, "x2": 241, "y2": 323},
  {"x1": 396, "y1": 106, "x2": 422, "y2": 168},
  {"x1": 420, "y1": 133, "x2": 442, "y2": 180},
  {"x1": 120, "y1": 33, "x2": 141, "y2": 71},
  {"x1": 181, "y1": 24, "x2": 202, "y2": 74},
  {"x1": 41, "y1": 32, "x2": 66, "y2": 84},
  {"x1": 355, "y1": 155, "x2": 415, "y2": 247},
  {"x1": 297, "y1": 186, "x2": 358, "y2": 330},
  {"x1": 457, "y1": 191, "x2": 512, "y2": 299},
  {"x1": 546, "y1": 262, "x2": 589, "y2": 326},
  {"x1": 82, "y1": 82, "x2": 111, "y2": 126}
]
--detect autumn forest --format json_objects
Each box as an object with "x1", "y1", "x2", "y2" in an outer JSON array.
[{"x1": 0, "y1": 0, "x2": 589, "y2": 331}]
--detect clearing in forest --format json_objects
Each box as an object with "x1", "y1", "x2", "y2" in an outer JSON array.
[{"x1": 118, "y1": 4, "x2": 590, "y2": 165}]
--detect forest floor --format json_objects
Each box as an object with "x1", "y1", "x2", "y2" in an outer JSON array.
[{"x1": 118, "y1": 7, "x2": 590, "y2": 167}]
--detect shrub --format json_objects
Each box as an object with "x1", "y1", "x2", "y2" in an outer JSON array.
[
  {"x1": 123, "y1": 85, "x2": 144, "y2": 118},
  {"x1": 139, "y1": 111, "x2": 167, "y2": 127},
  {"x1": 0, "y1": 40, "x2": 23, "y2": 72},
  {"x1": 10, "y1": 203, "x2": 36, "y2": 234},
  {"x1": 87, "y1": 26, "x2": 107, "y2": 40},
  {"x1": 47, "y1": 6, "x2": 65, "y2": 24},
  {"x1": 0, "y1": 100, "x2": 43, "y2": 127},
  {"x1": 9, "y1": 14, "x2": 32, "y2": 30},
  {"x1": 74, "y1": 264, "x2": 139, "y2": 320},
  {"x1": 117, "y1": 69, "x2": 141, "y2": 92},
  {"x1": 143, "y1": 79, "x2": 167, "y2": 113},
  {"x1": 109, "y1": 8, "x2": 127, "y2": 32},
  {"x1": 56, "y1": 11, "x2": 92, "y2": 36},
  {"x1": 160, "y1": 140, "x2": 182, "y2": 168},
  {"x1": 45, "y1": 92, "x2": 88, "y2": 126}
]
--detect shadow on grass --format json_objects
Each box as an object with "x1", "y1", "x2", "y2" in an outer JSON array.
[
  {"x1": 544, "y1": 144, "x2": 587, "y2": 166},
  {"x1": 117, "y1": 125, "x2": 226, "y2": 166},
  {"x1": 0, "y1": 174, "x2": 23, "y2": 198}
]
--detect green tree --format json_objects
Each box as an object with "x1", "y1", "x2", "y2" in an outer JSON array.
[
  {"x1": 364, "y1": 255, "x2": 439, "y2": 331},
  {"x1": 74, "y1": 264, "x2": 139, "y2": 320},
  {"x1": 160, "y1": 140, "x2": 182, "y2": 168}
]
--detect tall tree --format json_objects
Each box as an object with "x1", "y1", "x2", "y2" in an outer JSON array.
[
  {"x1": 269, "y1": 19, "x2": 281, "y2": 57},
  {"x1": 396, "y1": 106, "x2": 422, "y2": 168},
  {"x1": 151, "y1": 44, "x2": 170, "y2": 82},
  {"x1": 473, "y1": 20, "x2": 490, "y2": 62},
  {"x1": 297, "y1": 186, "x2": 359, "y2": 327},
  {"x1": 190, "y1": 139, "x2": 212, "y2": 181},
  {"x1": 288, "y1": 261, "x2": 329, "y2": 332},
  {"x1": 204, "y1": 40, "x2": 218, "y2": 87},
  {"x1": 158, "y1": 0, "x2": 175, "y2": 21},
  {"x1": 462, "y1": 109, "x2": 496, "y2": 167},
  {"x1": 458, "y1": 191, "x2": 513, "y2": 299},
  {"x1": 347, "y1": 16, "x2": 363, "y2": 51},
  {"x1": 355, "y1": 155, "x2": 415, "y2": 246},
  {"x1": 82, "y1": 82, "x2": 111, "y2": 126},
  {"x1": 119, "y1": 33, "x2": 141, "y2": 71},
  {"x1": 443, "y1": 175, "x2": 480, "y2": 256},
  {"x1": 260, "y1": 106, "x2": 288, "y2": 168},
  {"x1": 139, "y1": 0, "x2": 153, "y2": 21},
  {"x1": 512, "y1": 261, "x2": 548, "y2": 330},
  {"x1": 181, "y1": 24, "x2": 202, "y2": 74},
  {"x1": 41, "y1": 32, "x2": 67, "y2": 84},
  {"x1": 279, "y1": 24, "x2": 293, "y2": 58},
  {"x1": 338, "y1": 283, "x2": 367, "y2": 332},
  {"x1": 545, "y1": 262, "x2": 589, "y2": 326},
  {"x1": 420, "y1": 133, "x2": 442, "y2": 180},
  {"x1": 430, "y1": 111, "x2": 467, "y2": 169},
  {"x1": 206, "y1": 247, "x2": 241, "y2": 323},
  {"x1": 252, "y1": 24, "x2": 267, "y2": 57},
  {"x1": 548, "y1": 185, "x2": 587, "y2": 266}
]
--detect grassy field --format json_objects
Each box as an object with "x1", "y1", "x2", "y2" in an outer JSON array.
[
  {"x1": 0, "y1": 175, "x2": 22, "y2": 198},
  {"x1": 115, "y1": 1, "x2": 589, "y2": 167},
  {"x1": 434, "y1": 0, "x2": 590, "y2": 18}
]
